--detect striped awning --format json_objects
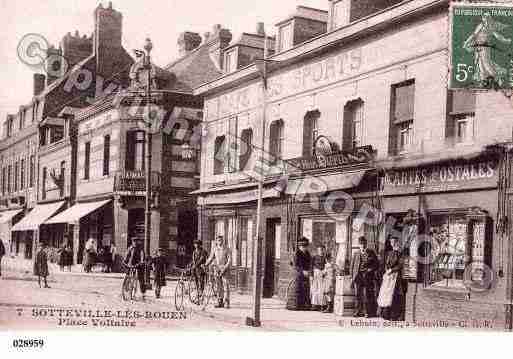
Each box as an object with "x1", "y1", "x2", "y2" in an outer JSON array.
[
  {"x1": 45, "y1": 200, "x2": 111, "y2": 225},
  {"x1": 11, "y1": 201, "x2": 64, "y2": 231},
  {"x1": 0, "y1": 209, "x2": 23, "y2": 224}
]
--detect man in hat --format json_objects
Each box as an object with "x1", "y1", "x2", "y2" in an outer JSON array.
[
  {"x1": 350, "y1": 236, "x2": 379, "y2": 317},
  {"x1": 123, "y1": 237, "x2": 147, "y2": 299},
  {"x1": 286, "y1": 237, "x2": 312, "y2": 311},
  {"x1": 34, "y1": 241, "x2": 50, "y2": 288},
  {"x1": 191, "y1": 240, "x2": 207, "y2": 296},
  {"x1": 151, "y1": 247, "x2": 167, "y2": 299},
  {"x1": 205, "y1": 235, "x2": 231, "y2": 308}
]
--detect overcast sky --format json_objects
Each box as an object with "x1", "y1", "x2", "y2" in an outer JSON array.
[{"x1": 0, "y1": 0, "x2": 327, "y2": 129}]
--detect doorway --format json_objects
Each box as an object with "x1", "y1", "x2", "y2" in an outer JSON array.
[{"x1": 263, "y1": 218, "x2": 281, "y2": 298}]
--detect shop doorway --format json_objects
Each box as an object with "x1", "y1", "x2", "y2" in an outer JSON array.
[
  {"x1": 263, "y1": 218, "x2": 281, "y2": 298},
  {"x1": 128, "y1": 208, "x2": 145, "y2": 246}
]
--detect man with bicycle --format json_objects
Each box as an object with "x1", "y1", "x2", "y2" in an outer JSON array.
[
  {"x1": 124, "y1": 237, "x2": 147, "y2": 299},
  {"x1": 204, "y1": 235, "x2": 231, "y2": 308}
]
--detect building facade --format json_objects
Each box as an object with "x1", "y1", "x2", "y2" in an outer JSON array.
[{"x1": 194, "y1": 0, "x2": 513, "y2": 329}]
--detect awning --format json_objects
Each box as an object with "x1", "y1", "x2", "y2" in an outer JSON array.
[
  {"x1": 199, "y1": 187, "x2": 281, "y2": 205},
  {"x1": 11, "y1": 201, "x2": 64, "y2": 231},
  {"x1": 286, "y1": 170, "x2": 366, "y2": 196},
  {"x1": 0, "y1": 209, "x2": 23, "y2": 224},
  {"x1": 45, "y1": 200, "x2": 111, "y2": 224}
]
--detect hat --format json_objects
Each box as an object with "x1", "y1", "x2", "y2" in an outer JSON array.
[
  {"x1": 193, "y1": 240, "x2": 202, "y2": 245},
  {"x1": 297, "y1": 237, "x2": 309, "y2": 247},
  {"x1": 358, "y1": 236, "x2": 367, "y2": 244}
]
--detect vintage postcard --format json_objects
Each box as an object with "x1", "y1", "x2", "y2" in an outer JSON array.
[{"x1": 1, "y1": 0, "x2": 513, "y2": 341}]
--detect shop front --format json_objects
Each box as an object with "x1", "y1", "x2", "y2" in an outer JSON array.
[
  {"x1": 0, "y1": 208, "x2": 23, "y2": 257},
  {"x1": 379, "y1": 148, "x2": 511, "y2": 329}
]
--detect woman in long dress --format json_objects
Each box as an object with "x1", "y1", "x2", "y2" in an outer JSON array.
[
  {"x1": 83, "y1": 238, "x2": 96, "y2": 273},
  {"x1": 310, "y1": 245, "x2": 326, "y2": 311},
  {"x1": 33, "y1": 242, "x2": 50, "y2": 288},
  {"x1": 378, "y1": 237, "x2": 406, "y2": 321},
  {"x1": 286, "y1": 237, "x2": 312, "y2": 311}
]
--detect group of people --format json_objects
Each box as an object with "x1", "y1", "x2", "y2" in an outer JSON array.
[
  {"x1": 287, "y1": 235, "x2": 407, "y2": 321},
  {"x1": 83, "y1": 238, "x2": 117, "y2": 273},
  {"x1": 57, "y1": 244, "x2": 73, "y2": 271}
]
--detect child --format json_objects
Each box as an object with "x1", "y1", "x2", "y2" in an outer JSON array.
[
  {"x1": 34, "y1": 242, "x2": 50, "y2": 288},
  {"x1": 152, "y1": 248, "x2": 167, "y2": 299},
  {"x1": 322, "y1": 254, "x2": 336, "y2": 313}
]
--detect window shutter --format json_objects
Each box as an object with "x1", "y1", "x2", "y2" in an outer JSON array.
[
  {"x1": 239, "y1": 129, "x2": 253, "y2": 171},
  {"x1": 445, "y1": 91, "x2": 456, "y2": 139},
  {"x1": 302, "y1": 112, "x2": 318, "y2": 157},
  {"x1": 214, "y1": 136, "x2": 226, "y2": 175},
  {"x1": 342, "y1": 104, "x2": 354, "y2": 151},
  {"x1": 393, "y1": 82, "x2": 415, "y2": 124},
  {"x1": 125, "y1": 132, "x2": 135, "y2": 171},
  {"x1": 450, "y1": 90, "x2": 476, "y2": 115}
]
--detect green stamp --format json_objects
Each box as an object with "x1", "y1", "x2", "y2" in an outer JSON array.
[{"x1": 451, "y1": 4, "x2": 513, "y2": 89}]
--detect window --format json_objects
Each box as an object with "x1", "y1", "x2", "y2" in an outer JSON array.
[
  {"x1": 20, "y1": 159, "x2": 25, "y2": 190},
  {"x1": 103, "y1": 135, "x2": 111, "y2": 176},
  {"x1": 29, "y1": 155, "x2": 35, "y2": 188},
  {"x1": 302, "y1": 110, "x2": 320, "y2": 157},
  {"x1": 269, "y1": 119, "x2": 284, "y2": 164},
  {"x1": 126, "y1": 131, "x2": 145, "y2": 172},
  {"x1": 6, "y1": 118, "x2": 14, "y2": 137},
  {"x1": 33, "y1": 102, "x2": 38, "y2": 123},
  {"x1": 239, "y1": 128, "x2": 253, "y2": 171},
  {"x1": 343, "y1": 99, "x2": 364, "y2": 151},
  {"x1": 225, "y1": 49, "x2": 237, "y2": 73},
  {"x1": 427, "y1": 211, "x2": 490, "y2": 289},
  {"x1": 2, "y1": 167, "x2": 6, "y2": 195},
  {"x1": 332, "y1": 0, "x2": 350, "y2": 29},
  {"x1": 279, "y1": 22, "x2": 293, "y2": 51},
  {"x1": 7, "y1": 165, "x2": 12, "y2": 193},
  {"x1": 42, "y1": 167, "x2": 47, "y2": 200},
  {"x1": 240, "y1": 218, "x2": 254, "y2": 269},
  {"x1": 84, "y1": 142, "x2": 90, "y2": 180},
  {"x1": 20, "y1": 110, "x2": 26, "y2": 130},
  {"x1": 214, "y1": 135, "x2": 226, "y2": 175},
  {"x1": 227, "y1": 117, "x2": 238, "y2": 173},
  {"x1": 60, "y1": 161, "x2": 65, "y2": 197},
  {"x1": 14, "y1": 161, "x2": 19, "y2": 192},
  {"x1": 447, "y1": 90, "x2": 476, "y2": 144},
  {"x1": 390, "y1": 80, "x2": 415, "y2": 155}
]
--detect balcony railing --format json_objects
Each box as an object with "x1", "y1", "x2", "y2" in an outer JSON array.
[{"x1": 114, "y1": 170, "x2": 161, "y2": 193}]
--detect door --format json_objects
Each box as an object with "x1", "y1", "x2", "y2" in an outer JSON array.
[{"x1": 263, "y1": 218, "x2": 281, "y2": 298}]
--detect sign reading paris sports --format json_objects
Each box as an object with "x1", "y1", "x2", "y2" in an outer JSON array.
[{"x1": 451, "y1": 3, "x2": 513, "y2": 89}]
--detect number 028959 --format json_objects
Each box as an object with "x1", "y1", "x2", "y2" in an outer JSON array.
[{"x1": 12, "y1": 338, "x2": 44, "y2": 349}]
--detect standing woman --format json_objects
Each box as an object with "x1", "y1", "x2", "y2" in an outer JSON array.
[
  {"x1": 310, "y1": 245, "x2": 326, "y2": 311},
  {"x1": 83, "y1": 237, "x2": 96, "y2": 273},
  {"x1": 286, "y1": 237, "x2": 312, "y2": 311},
  {"x1": 34, "y1": 241, "x2": 50, "y2": 288},
  {"x1": 379, "y1": 236, "x2": 406, "y2": 321}
]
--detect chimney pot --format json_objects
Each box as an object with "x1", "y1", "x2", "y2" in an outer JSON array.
[
  {"x1": 33, "y1": 73, "x2": 46, "y2": 96},
  {"x1": 178, "y1": 31, "x2": 202, "y2": 56},
  {"x1": 257, "y1": 22, "x2": 265, "y2": 35},
  {"x1": 75, "y1": 30, "x2": 79, "y2": 37},
  {"x1": 108, "y1": 1, "x2": 113, "y2": 9}
]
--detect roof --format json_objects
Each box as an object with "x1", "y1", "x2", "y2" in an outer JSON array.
[
  {"x1": 276, "y1": 5, "x2": 329, "y2": 26},
  {"x1": 225, "y1": 33, "x2": 276, "y2": 51}
]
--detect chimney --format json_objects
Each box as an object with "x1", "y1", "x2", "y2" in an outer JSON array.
[
  {"x1": 45, "y1": 45, "x2": 64, "y2": 86},
  {"x1": 256, "y1": 22, "x2": 265, "y2": 36},
  {"x1": 207, "y1": 24, "x2": 232, "y2": 70},
  {"x1": 61, "y1": 29, "x2": 93, "y2": 69},
  {"x1": 33, "y1": 74, "x2": 46, "y2": 96},
  {"x1": 94, "y1": 2, "x2": 123, "y2": 76},
  {"x1": 177, "y1": 31, "x2": 202, "y2": 57}
]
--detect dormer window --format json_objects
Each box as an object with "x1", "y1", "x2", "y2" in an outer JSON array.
[
  {"x1": 224, "y1": 48, "x2": 237, "y2": 73},
  {"x1": 278, "y1": 22, "x2": 293, "y2": 52},
  {"x1": 331, "y1": 0, "x2": 350, "y2": 30}
]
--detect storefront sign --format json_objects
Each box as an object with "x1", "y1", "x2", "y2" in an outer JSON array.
[
  {"x1": 383, "y1": 159, "x2": 498, "y2": 195},
  {"x1": 450, "y1": 3, "x2": 513, "y2": 89},
  {"x1": 286, "y1": 145, "x2": 374, "y2": 172}
]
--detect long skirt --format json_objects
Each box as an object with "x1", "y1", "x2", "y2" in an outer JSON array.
[
  {"x1": 286, "y1": 272, "x2": 311, "y2": 311},
  {"x1": 379, "y1": 273, "x2": 406, "y2": 321},
  {"x1": 311, "y1": 269, "x2": 326, "y2": 306}
]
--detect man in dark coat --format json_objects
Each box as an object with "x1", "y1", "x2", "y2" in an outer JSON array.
[
  {"x1": 350, "y1": 236, "x2": 379, "y2": 317},
  {"x1": 0, "y1": 238, "x2": 5, "y2": 277},
  {"x1": 152, "y1": 247, "x2": 167, "y2": 298},
  {"x1": 34, "y1": 242, "x2": 50, "y2": 288},
  {"x1": 191, "y1": 240, "x2": 207, "y2": 295},
  {"x1": 286, "y1": 237, "x2": 312, "y2": 311},
  {"x1": 123, "y1": 237, "x2": 146, "y2": 299}
]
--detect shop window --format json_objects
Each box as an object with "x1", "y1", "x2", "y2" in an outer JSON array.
[
  {"x1": 239, "y1": 128, "x2": 253, "y2": 171},
  {"x1": 240, "y1": 218, "x2": 254, "y2": 269},
  {"x1": 269, "y1": 119, "x2": 284, "y2": 164},
  {"x1": 20, "y1": 158, "x2": 25, "y2": 190},
  {"x1": 390, "y1": 80, "x2": 415, "y2": 155},
  {"x1": 278, "y1": 22, "x2": 293, "y2": 52},
  {"x1": 103, "y1": 134, "x2": 110, "y2": 176},
  {"x1": 427, "y1": 210, "x2": 491, "y2": 289},
  {"x1": 84, "y1": 141, "x2": 90, "y2": 180},
  {"x1": 331, "y1": 0, "x2": 350, "y2": 30},
  {"x1": 302, "y1": 110, "x2": 320, "y2": 157},
  {"x1": 342, "y1": 99, "x2": 364, "y2": 151},
  {"x1": 214, "y1": 135, "x2": 226, "y2": 175}
]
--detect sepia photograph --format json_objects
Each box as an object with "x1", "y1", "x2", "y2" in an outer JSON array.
[{"x1": 1, "y1": 1, "x2": 513, "y2": 352}]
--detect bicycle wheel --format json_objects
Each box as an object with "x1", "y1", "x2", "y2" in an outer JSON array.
[
  {"x1": 201, "y1": 277, "x2": 215, "y2": 310},
  {"x1": 175, "y1": 281, "x2": 185, "y2": 311},
  {"x1": 284, "y1": 278, "x2": 296, "y2": 307},
  {"x1": 130, "y1": 276, "x2": 138, "y2": 301},
  {"x1": 188, "y1": 277, "x2": 200, "y2": 305},
  {"x1": 121, "y1": 275, "x2": 131, "y2": 301}
]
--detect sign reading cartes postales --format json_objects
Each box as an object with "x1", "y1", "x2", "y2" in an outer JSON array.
[{"x1": 450, "y1": 3, "x2": 513, "y2": 89}]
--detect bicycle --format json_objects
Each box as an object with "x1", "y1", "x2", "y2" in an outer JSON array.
[
  {"x1": 121, "y1": 264, "x2": 139, "y2": 301},
  {"x1": 201, "y1": 265, "x2": 220, "y2": 310},
  {"x1": 174, "y1": 265, "x2": 203, "y2": 311}
]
